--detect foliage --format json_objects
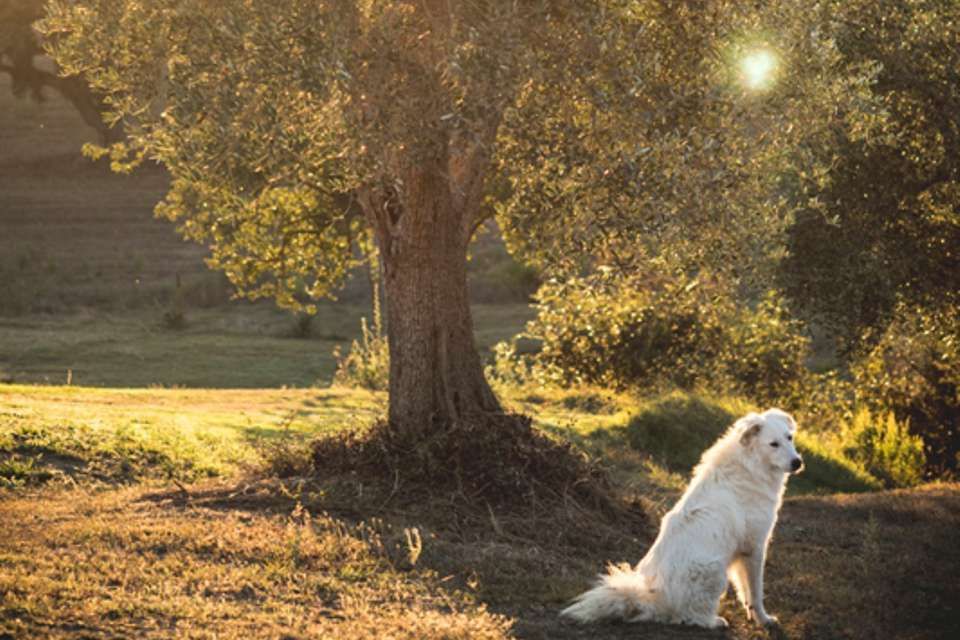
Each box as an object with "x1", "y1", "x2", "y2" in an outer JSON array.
[
  {"x1": 495, "y1": 1, "x2": 881, "y2": 290},
  {"x1": 332, "y1": 257, "x2": 389, "y2": 391},
  {"x1": 852, "y1": 303, "x2": 960, "y2": 475},
  {"x1": 38, "y1": 0, "x2": 891, "y2": 429},
  {"x1": 776, "y1": 369, "x2": 857, "y2": 435},
  {"x1": 39, "y1": 1, "x2": 879, "y2": 314},
  {"x1": 529, "y1": 271, "x2": 728, "y2": 390},
  {"x1": 486, "y1": 339, "x2": 539, "y2": 390},
  {"x1": 39, "y1": 0, "x2": 552, "y2": 310},
  {"x1": 720, "y1": 291, "x2": 812, "y2": 402},
  {"x1": 779, "y1": 0, "x2": 960, "y2": 348},
  {"x1": 332, "y1": 316, "x2": 389, "y2": 392},
  {"x1": 838, "y1": 408, "x2": 925, "y2": 488},
  {"x1": 516, "y1": 270, "x2": 810, "y2": 402}
]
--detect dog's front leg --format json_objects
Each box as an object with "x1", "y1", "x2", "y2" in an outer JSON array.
[{"x1": 744, "y1": 547, "x2": 778, "y2": 626}]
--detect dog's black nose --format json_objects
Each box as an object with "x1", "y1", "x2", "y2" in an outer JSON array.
[{"x1": 791, "y1": 457, "x2": 803, "y2": 472}]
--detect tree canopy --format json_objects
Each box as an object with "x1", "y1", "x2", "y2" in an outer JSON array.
[
  {"x1": 779, "y1": 0, "x2": 960, "y2": 347},
  {"x1": 40, "y1": 0, "x2": 892, "y2": 433}
]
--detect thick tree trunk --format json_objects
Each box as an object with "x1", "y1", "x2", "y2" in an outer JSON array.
[{"x1": 376, "y1": 166, "x2": 502, "y2": 438}]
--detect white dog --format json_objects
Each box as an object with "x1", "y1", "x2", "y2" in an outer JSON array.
[{"x1": 562, "y1": 409, "x2": 803, "y2": 629}]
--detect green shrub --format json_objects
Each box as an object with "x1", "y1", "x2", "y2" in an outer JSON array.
[
  {"x1": 852, "y1": 303, "x2": 960, "y2": 475},
  {"x1": 722, "y1": 292, "x2": 812, "y2": 403},
  {"x1": 332, "y1": 316, "x2": 389, "y2": 391},
  {"x1": 528, "y1": 272, "x2": 727, "y2": 390},
  {"x1": 837, "y1": 408, "x2": 925, "y2": 488},
  {"x1": 778, "y1": 370, "x2": 856, "y2": 434},
  {"x1": 518, "y1": 271, "x2": 810, "y2": 402},
  {"x1": 486, "y1": 339, "x2": 539, "y2": 388}
]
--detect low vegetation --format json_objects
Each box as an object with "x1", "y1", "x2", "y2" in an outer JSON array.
[
  {"x1": 523, "y1": 272, "x2": 809, "y2": 404},
  {"x1": 2, "y1": 384, "x2": 958, "y2": 639},
  {"x1": 0, "y1": 385, "x2": 383, "y2": 488}
]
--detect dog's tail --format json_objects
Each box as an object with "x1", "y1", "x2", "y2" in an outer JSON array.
[{"x1": 560, "y1": 563, "x2": 657, "y2": 623}]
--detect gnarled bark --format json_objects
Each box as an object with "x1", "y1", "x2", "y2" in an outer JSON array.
[{"x1": 363, "y1": 160, "x2": 501, "y2": 438}]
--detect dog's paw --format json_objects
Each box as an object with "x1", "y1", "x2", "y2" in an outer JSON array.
[
  {"x1": 711, "y1": 616, "x2": 730, "y2": 629},
  {"x1": 748, "y1": 606, "x2": 779, "y2": 627},
  {"x1": 755, "y1": 613, "x2": 779, "y2": 627}
]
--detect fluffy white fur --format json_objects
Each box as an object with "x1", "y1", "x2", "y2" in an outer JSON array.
[{"x1": 562, "y1": 408, "x2": 803, "y2": 629}]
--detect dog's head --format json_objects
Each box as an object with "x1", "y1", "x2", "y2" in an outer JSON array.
[{"x1": 738, "y1": 409, "x2": 803, "y2": 474}]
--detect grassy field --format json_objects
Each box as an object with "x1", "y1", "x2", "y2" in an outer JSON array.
[
  {"x1": 2, "y1": 383, "x2": 959, "y2": 639},
  {"x1": 3, "y1": 478, "x2": 958, "y2": 640},
  {"x1": 0, "y1": 302, "x2": 533, "y2": 388}
]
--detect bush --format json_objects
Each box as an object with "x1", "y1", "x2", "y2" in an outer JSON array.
[
  {"x1": 852, "y1": 303, "x2": 960, "y2": 476},
  {"x1": 515, "y1": 270, "x2": 810, "y2": 402},
  {"x1": 838, "y1": 408, "x2": 925, "y2": 488},
  {"x1": 332, "y1": 316, "x2": 389, "y2": 391},
  {"x1": 778, "y1": 369, "x2": 856, "y2": 433},
  {"x1": 722, "y1": 292, "x2": 812, "y2": 403}
]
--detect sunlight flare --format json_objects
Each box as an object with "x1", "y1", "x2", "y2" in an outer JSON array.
[{"x1": 740, "y1": 49, "x2": 778, "y2": 90}]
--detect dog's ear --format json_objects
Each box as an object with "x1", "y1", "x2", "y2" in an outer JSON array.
[
  {"x1": 738, "y1": 414, "x2": 763, "y2": 445},
  {"x1": 764, "y1": 408, "x2": 797, "y2": 433}
]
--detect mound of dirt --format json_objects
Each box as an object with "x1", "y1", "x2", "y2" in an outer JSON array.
[{"x1": 309, "y1": 412, "x2": 650, "y2": 545}]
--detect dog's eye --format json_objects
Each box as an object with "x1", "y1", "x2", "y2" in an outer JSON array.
[
  {"x1": 787, "y1": 434, "x2": 793, "y2": 441},
  {"x1": 770, "y1": 442, "x2": 780, "y2": 448}
]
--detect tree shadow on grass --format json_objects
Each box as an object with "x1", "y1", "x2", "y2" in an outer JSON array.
[
  {"x1": 138, "y1": 476, "x2": 733, "y2": 640},
  {"x1": 136, "y1": 476, "x2": 960, "y2": 639}
]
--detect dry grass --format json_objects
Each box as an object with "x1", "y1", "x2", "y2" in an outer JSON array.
[
  {"x1": 2, "y1": 476, "x2": 958, "y2": 639},
  {"x1": 2, "y1": 386, "x2": 958, "y2": 639},
  {"x1": 0, "y1": 483, "x2": 511, "y2": 639}
]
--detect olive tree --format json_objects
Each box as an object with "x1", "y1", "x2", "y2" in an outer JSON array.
[
  {"x1": 42, "y1": 0, "x2": 873, "y2": 438},
  {"x1": 779, "y1": 0, "x2": 960, "y2": 348}
]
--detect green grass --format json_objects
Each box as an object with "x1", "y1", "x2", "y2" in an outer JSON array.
[
  {"x1": 0, "y1": 384, "x2": 385, "y2": 487},
  {"x1": 1, "y1": 383, "x2": 880, "y2": 496},
  {"x1": 0, "y1": 302, "x2": 533, "y2": 388},
  {"x1": 621, "y1": 391, "x2": 881, "y2": 494},
  {"x1": 504, "y1": 386, "x2": 881, "y2": 496}
]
